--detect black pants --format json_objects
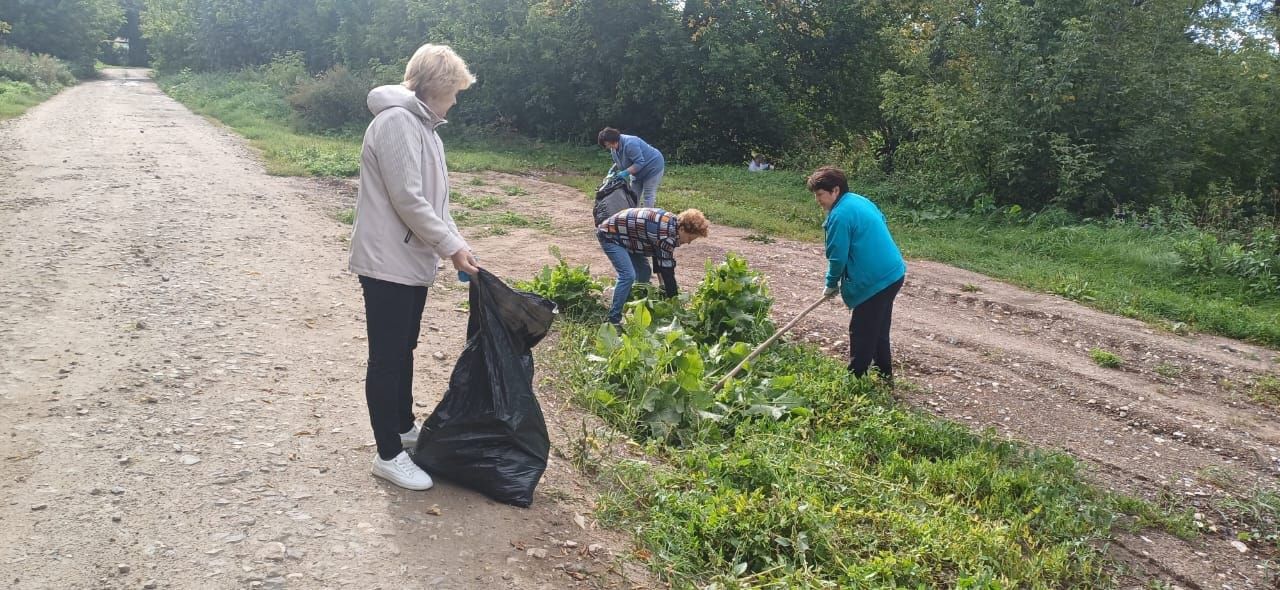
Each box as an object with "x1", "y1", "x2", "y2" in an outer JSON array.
[
  {"x1": 359, "y1": 275, "x2": 428, "y2": 460},
  {"x1": 848, "y1": 276, "x2": 905, "y2": 379}
]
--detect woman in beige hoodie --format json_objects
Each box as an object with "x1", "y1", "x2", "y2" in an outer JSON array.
[{"x1": 349, "y1": 44, "x2": 479, "y2": 491}]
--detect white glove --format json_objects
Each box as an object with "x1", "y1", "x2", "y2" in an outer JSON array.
[{"x1": 823, "y1": 287, "x2": 838, "y2": 298}]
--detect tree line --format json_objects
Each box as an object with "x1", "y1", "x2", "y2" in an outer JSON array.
[
  {"x1": 0, "y1": 0, "x2": 124, "y2": 75},
  {"x1": 4, "y1": 0, "x2": 1278, "y2": 217}
]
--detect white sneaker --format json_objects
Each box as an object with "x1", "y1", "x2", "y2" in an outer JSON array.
[
  {"x1": 400, "y1": 423, "x2": 420, "y2": 448},
  {"x1": 371, "y1": 451, "x2": 433, "y2": 491}
]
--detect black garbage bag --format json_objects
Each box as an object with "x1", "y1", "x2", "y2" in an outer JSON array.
[
  {"x1": 412, "y1": 269, "x2": 557, "y2": 507},
  {"x1": 593, "y1": 175, "x2": 639, "y2": 226}
]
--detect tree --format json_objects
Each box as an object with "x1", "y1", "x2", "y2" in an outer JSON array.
[
  {"x1": 131, "y1": 0, "x2": 1280, "y2": 209},
  {"x1": 0, "y1": 0, "x2": 124, "y2": 75},
  {"x1": 876, "y1": 0, "x2": 1234, "y2": 214},
  {"x1": 117, "y1": 0, "x2": 149, "y2": 66}
]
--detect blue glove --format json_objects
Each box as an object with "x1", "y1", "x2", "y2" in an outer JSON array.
[{"x1": 615, "y1": 169, "x2": 631, "y2": 181}]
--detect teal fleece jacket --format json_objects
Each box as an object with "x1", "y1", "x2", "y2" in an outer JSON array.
[{"x1": 823, "y1": 192, "x2": 906, "y2": 308}]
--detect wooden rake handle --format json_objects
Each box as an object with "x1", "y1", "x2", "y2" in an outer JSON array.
[{"x1": 711, "y1": 293, "x2": 834, "y2": 392}]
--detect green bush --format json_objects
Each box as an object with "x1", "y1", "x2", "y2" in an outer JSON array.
[
  {"x1": 161, "y1": 68, "x2": 294, "y2": 122},
  {"x1": 1174, "y1": 228, "x2": 1280, "y2": 296},
  {"x1": 1173, "y1": 232, "x2": 1224, "y2": 275},
  {"x1": 1089, "y1": 348, "x2": 1123, "y2": 369},
  {"x1": 249, "y1": 52, "x2": 308, "y2": 95},
  {"x1": 0, "y1": 45, "x2": 75, "y2": 89},
  {"x1": 0, "y1": 0, "x2": 121, "y2": 77},
  {"x1": 0, "y1": 79, "x2": 33, "y2": 94},
  {"x1": 287, "y1": 64, "x2": 376, "y2": 132}
]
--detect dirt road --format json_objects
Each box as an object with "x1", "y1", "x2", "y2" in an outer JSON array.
[
  {"x1": 2, "y1": 70, "x2": 1277, "y2": 589},
  {"x1": 0, "y1": 70, "x2": 646, "y2": 589}
]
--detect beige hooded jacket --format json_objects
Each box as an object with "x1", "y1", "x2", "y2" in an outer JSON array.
[{"x1": 348, "y1": 84, "x2": 467, "y2": 286}]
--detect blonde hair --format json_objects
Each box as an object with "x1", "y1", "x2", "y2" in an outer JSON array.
[
  {"x1": 402, "y1": 44, "x2": 476, "y2": 100},
  {"x1": 677, "y1": 209, "x2": 709, "y2": 237}
]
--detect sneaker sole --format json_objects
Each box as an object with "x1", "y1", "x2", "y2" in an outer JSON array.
[{"x1": 371, "y1": 465, "x2": 433, "y2": 491}]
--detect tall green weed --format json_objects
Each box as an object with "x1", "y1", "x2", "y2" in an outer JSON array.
[
  {"x1": 584, "y1": 253, "x2": 798, "y2": 445},
  {"x1": 514, "y1": 248, "x2": 605, "y2": 321},
  {"x1": 687, "y1": 253, "x2": 775, "y2": 345},
  {"x1": 0, "y1": 45, "x2": 74, "y2": 89},
  {"x1": 1174, "y1": 228, "x2": 1280, "y2": 296},
  {"x1": 537, "y1": 256, "x2": 1148, "y2": 587}
]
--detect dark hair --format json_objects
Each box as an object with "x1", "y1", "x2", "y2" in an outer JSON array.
[
  {"x1": 806, "y1": 166, "x2": 848, "y2": 195},
  {"x1": 598, "y1": 127, "x2": 621, "y2": 147}
]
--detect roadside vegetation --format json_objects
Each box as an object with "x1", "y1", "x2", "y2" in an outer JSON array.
[
  {"x1": 1089, "y1": 348, "x2": 1124, "y2": 369},
  {"x1": 1, "y1": 0, "x2": 142, "y2": 119},
  {"x1": 522, "y1": 254, "x2": 1192, "y2": 587},
  {"x1": 159, "y1": 63, "x2": 1280, "y2": 348},
  {"x1": 0, "y1": 0, "x2": 123, "y2": 77},
  {"x1": 0, "y1": 44, "x2": 75, "y2": 119}
]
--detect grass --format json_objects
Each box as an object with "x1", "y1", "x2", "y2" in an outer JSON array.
[
  {"x1": 455, "y1": 194, "x2": 504, "y2": 210},
  {"x1": 1198, "y1": 465, "x2": 1243, "y2": 489},
  {"x1": 542, "y1": 312, "x2": 1192, "y2": 588},
  {"x1": 451, "y1": 209, "x2": 551, "y2": 231},
  {"x1": 0, "y1": 46, "x2": 75, "y2": 120},
  {"x1": 471, "y1": 226, "x2": 509, "y2": 238},
  {"x1": 1219, "y1": 489, "x2": 1280, "y2": 549},
  {"x1": 1153, "y1": 362, "x2": 1183, "y2": 379},
  {"x1": 891, "y1": 220, "x2": 1280, "y2": 347},
  {"x1": 158, "y1": 70, "x2": 358, "y2": 176},
  {"x1": 158, "y1": 68, "x2": 606, "y2": 177},
  {"x1": 0, "y1": 80, "x2": 59, "y2": 120},
  {"x1": 1250, "y1": 375, "x2": 1280, "y2": 409},
  {"x1": 157, "y1": 67, "x2": 1280, "y2": 348},
  {"x1": 1090, "y1": 348, "x2": 1124, "y2": 369}
]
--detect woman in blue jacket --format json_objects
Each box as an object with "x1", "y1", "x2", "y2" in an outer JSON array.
[
  {"x1": 598, "y1": 127, "x2": 665, "y2": 207},
  {"x1": 808, "y1": 166, "x2": 907, "y2": 382}
]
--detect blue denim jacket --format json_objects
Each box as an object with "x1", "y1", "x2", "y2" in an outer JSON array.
[{"x1": 611, "y1": 134, "x2": 665, "y2": 182}]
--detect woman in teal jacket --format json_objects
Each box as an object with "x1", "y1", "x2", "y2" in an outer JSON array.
[{"x1": 808, "y1": 166, "x2": 907, "y2": 382}]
